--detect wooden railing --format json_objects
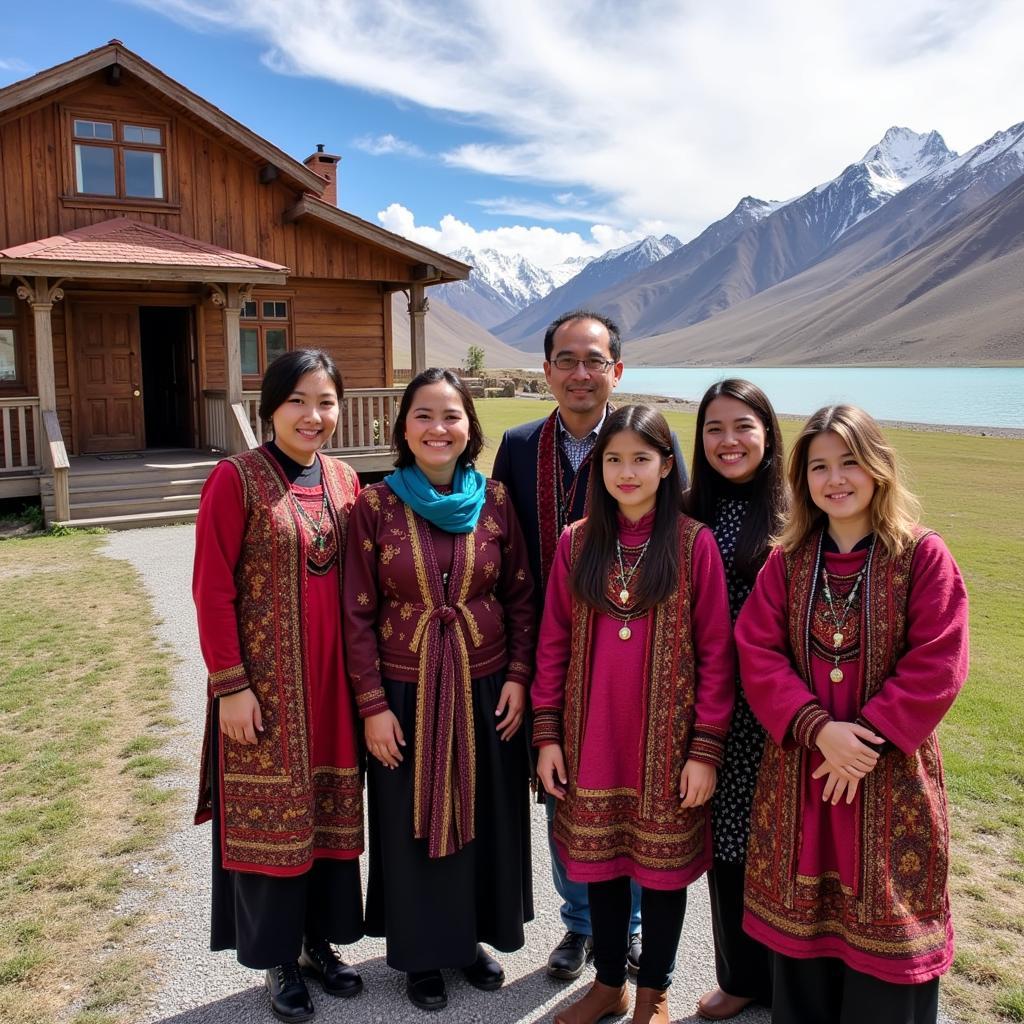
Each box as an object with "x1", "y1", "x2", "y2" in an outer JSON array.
[
  {"x1": 42, "y1": 410, "x2": 70, "y2": 523},
  {"x1": 203, "y1": 390, "x2": 230, "y2": 451},
  {"x1": 0, "y1": 396, "x2": 42, "y2": 474}
]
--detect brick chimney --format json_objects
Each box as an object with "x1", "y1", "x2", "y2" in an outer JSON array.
[{"x1": 303, "y1": 144, "x2": 341, "y2": 205}]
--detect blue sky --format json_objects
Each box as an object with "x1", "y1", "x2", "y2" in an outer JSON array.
[{"x1": 3, "y1": 1, "x2": 1024, "y2": 268}]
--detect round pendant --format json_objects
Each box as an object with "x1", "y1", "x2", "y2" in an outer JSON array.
[
  {"x1": 832, "y1": 631, "x2": 843, "y2": 647},
  {"x1": 618, "y1": 625, "x2": 632, "y2": 641},
  {"x1": 619, "y1": 588, "x2": 630, "y2": 603},
  {"x1": 830, "y1": 667, "x2": 844, "y2": 684}
]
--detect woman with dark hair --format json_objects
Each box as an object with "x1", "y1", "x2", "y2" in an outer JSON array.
[
  {"x1": 343, "y1": 367, "x2": 535, "y2": 1012},
  {"x1": 685, "y1": 379, "x2": 786, "y2": 1020},
  {"x1": 193, "y1": 349, "x2": 364, "y2": 1023},
  {"x1": 532, "y1": 405, "x2": 735, "y2": 1024}
]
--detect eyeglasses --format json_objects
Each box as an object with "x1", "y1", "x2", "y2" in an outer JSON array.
[{"x1": 550, "y1": 356, "x2": 616, "y2": 373}]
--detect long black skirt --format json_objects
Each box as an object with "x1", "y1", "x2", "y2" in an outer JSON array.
[
  {"x1": 365, "y1": 673, "x2": 534, "y2": 971},
  {"x1": 208, "y1": 707, "x2": 364, "y2": 970}
]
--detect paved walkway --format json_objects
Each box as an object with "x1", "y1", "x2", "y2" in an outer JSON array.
[{"x1": 102, "y1": 526, "x2": 951, "y2": 1024}]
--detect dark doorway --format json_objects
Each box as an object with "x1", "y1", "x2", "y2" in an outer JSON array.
[{"x1": 139, "y1": 307, "x2": 193, "y2": 448}]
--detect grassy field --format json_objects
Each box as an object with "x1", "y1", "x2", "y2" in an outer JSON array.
[{"x1": 477, "y1": 398, "x2": 1024, "y2": 1024}]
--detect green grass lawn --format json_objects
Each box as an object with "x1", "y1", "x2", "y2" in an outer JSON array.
[{"x1": 476, "y1": 398, "x2": 1024, "y2": 1024}]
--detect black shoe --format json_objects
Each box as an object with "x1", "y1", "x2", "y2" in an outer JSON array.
[
  {"x1": 626, "y1": 932, "x2": 642, "y2": 976},
  {"x1": 547, "y1": 929, "x2": 594, "y2": 980},
  {"x1": 406, "y1": 970, "x2": 448, "y2": 1011},
  {"x1": 299, "y1": 938, "x2": 363, "y2": 997},
  {"x1": 265, "y1": 962, "x2": 314, "y2": 1023},
  {"x1": 461, "y1": 944, "x2": 505, "y2": 991}
]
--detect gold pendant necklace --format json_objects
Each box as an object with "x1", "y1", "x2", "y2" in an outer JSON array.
[
  {"x1": 820, "y1": 561, "x2": 867, "y2": 683},
  {"x1": 618, "y1": 624, "x2": 632, "y2": 641},
  {"x1": 615, "y1": 538, "x2": 649, "y2": 605}
]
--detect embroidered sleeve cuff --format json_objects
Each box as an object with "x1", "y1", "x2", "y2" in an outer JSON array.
[
  {"x1": 506, "y1": 660, "x2": 531, "y2": 686},
  {"x1": 532, "y1": 708, "x2": 562, "y2": 747},
  {"x1": 688, "y1": 726, "x2": 727, "y2": 767},
  {"x1": 207, "y1": 664, "x2": 250, "y2": 698},
  {"x1": 791, "y1": 701, "x2": 833, "y2": 750},
  {"x1": 355, "y1": 686, "x2": 390, "y2": 720}
]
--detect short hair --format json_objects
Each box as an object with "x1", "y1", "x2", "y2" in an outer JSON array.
[
  {"x1": 391, "y1": 367, "x2": 485, "y2": 469},
  {"x1": 259, "y1": 348, "x2": 344, "y2": 424},
  {"x1": 543, "y1": 310, "x2": 622, "y2": 362}
]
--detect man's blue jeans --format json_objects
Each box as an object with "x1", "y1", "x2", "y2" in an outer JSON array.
[{"x1": 546, "y1": 793, "x2": 641, "y2": 935}]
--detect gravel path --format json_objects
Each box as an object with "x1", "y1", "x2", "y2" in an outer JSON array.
[{"x1": 102, "y1": 526, "x2": 952, "y2": 1024}]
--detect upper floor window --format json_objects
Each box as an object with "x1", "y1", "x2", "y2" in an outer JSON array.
[
  {"x1": 240, "y1": 298, "x2": 290, "y2": 376},
  {"x1": 72, "y1": 116, "x2": 167, "y2": 200},
  {"x1": 0, "y1": 295, "x2": 18, "y2": 383}
]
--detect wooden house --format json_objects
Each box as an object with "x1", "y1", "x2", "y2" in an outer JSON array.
[{"x1": 0, "y1": 40, "x2": 468, "y2": 526}]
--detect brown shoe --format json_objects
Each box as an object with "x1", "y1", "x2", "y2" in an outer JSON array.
[
  {"x1": 696, "y1": 986, "x2": 754, "y2": 1020},
  {"x1": 554, "y1": 979, "x2": 629, "y2": 1024},
  {"x1": 632, "y1": 987, "x2": 669, "y2": 1023}
]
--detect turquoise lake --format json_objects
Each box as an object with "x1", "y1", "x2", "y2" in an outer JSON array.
[{"x1": 618, "y1": 367, "x2": 1024, "y2": 429}]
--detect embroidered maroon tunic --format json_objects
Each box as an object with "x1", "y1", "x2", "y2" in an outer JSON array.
[
  {"x1": 736, "y1": 530, "x2": 969, "y2": 984},
  {"x1": 343, "y1": 479, "x2": 535, "y2": 858},
  {"x1": 531, "y1": 511, "x2": 735, "y2": 889},
  {"x1": 193, "y1": 447, "x2": 363, "y2": 876}
]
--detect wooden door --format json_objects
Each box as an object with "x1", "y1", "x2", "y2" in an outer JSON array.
[{"x1": 75, "y1": 305, "x2": 145, "y2": 453}]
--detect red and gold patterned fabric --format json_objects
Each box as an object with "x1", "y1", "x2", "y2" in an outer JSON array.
[
  {"x1": 736, "y1": 528, "x2": 970, "y2": 983},
  {"x1": 193, "y1": 447, "x2": 363, "y2": 876}
]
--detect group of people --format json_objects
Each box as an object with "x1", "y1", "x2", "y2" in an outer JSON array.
[{"x1": 192, "y1": 310, "x2": 970, "y2": 1024}]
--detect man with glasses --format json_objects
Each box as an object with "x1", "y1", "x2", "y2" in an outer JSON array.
[{"x1": 492, "y1": 310, "x2": 687, "y2": 981}]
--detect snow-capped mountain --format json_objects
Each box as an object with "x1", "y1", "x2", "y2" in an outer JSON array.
[
  {"x1": 548, "y1": 255, "x2": 593, "y2": 288},
  {"x1": 450, "y1": 247, "x2": 556, "y2": 308}
]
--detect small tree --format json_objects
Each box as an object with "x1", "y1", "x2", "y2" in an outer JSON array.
[{"x1": 465, "y1": 344, "x2": 485, "y2": 376}]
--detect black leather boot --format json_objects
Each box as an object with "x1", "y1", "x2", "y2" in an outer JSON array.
[
  {"x1": 265, "y1": 961, "x2": 314, "y2": 1022},
  {"x1": 299, "y1": 938, "x2": 363, "y2": 997}
]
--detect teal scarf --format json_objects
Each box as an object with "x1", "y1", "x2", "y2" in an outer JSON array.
[{"x1": 385, "y1": 463, "x2": 487, "y2": 533}]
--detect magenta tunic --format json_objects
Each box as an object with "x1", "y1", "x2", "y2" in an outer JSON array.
[
  {"x1": 736, "y1": 532, "x2": 969, "y2": 984},
  {"x1": 532, "y1": 510, "x2": 735, "y2": 890}
]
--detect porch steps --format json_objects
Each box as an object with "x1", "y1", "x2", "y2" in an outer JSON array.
[{"x1": 51, "y1": 508, "x2": 200, "y2": 531}]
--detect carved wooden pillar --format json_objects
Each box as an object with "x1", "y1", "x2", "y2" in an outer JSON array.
[
  {"x1": 408, "y1": 283, "x2": 428, "y2": 375},
  {"x1": 208, "y1": 283, "x2": 254, "y2": 453},
  {"x1": 16, "y1": 276, "x2": 64, "y2": 415}
]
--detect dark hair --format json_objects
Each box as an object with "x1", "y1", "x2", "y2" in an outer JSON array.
[
  {"x1": 258, "y1": 348, "x2": 344, "y2": 424},
  {"x1": 683, "y1": 378, "x2": 788, "y2": 584},
  {"x1": 543, "y1": 310, "x2": 622, "y2": 362},
  {"x1": 570, "y1": 405, "x2": 683, "y2": 614},
  {"x1": 391, "y1": 367, "x2": 484, "y2": 469}
]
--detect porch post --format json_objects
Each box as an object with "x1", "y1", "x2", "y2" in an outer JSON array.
[
  {"x1": 408, "y1": 283, "x2": 428, "y2": 375},
  {"x1": 209, "y1": 283, "x2": 254, "y2": 453}
]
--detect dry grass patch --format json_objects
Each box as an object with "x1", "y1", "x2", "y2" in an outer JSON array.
[{"x1": 0, "y1": 534, "x2": 180, "y2": 1024}]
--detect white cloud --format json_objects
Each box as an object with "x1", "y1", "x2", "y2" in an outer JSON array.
[
  {"x1": 129, "y1": 0, "x2": 1024, "y2": 238},
  {"x1": 377, "y1": 203, "x2": 644, "y2": 268},
  {"x1": 351, "y1": 133, "x2": 426, "y2": 158},
  {"x1": 0, "y1": 57, "x2": 32, "y2": 73}
]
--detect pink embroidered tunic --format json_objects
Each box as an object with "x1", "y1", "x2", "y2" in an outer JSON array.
[
  {"x1": 531, "y1": 511, "x2": 735, "y2": 890},
  {"x1": 736, "y1": 531, "x2": 969, "y2": 984}
]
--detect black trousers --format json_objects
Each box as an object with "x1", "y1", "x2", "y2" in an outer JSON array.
[
  {"x1": 707, "y1": 859, "x2": 773, "y2": 1004},
  {"x1": 773, "y1": 954, "x2": 940, "y2": 1024},
  {"x1": 588, "y1": 877, "x2": 687, "y2": 990},
  {"x1": 208, "y1": 711, "x2": 364, "y2": 970}
]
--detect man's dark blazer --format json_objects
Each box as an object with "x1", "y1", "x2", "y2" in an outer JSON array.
[{"x1": 491, "y1": 409, "x2": 688, "y2": 620}]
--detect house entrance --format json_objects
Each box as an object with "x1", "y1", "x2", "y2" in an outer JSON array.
[{"x1": 139, "y1": 307, "x2": 194, "y2": 449}]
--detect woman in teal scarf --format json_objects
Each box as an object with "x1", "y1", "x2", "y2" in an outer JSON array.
[{"x1": 343, "y1": 368, "x2": 536, "y2": 1012}]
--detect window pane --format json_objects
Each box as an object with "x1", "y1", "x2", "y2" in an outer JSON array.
[
  {"x1": 265, "y1": 329, "x2": 288, "y2": 365},
  {"x1": 0, "y1": 296, "x2": 15, "y2": 317},
  {"x1": 74, "y1": 119, "x2": 114, "y2": 140},
  {"x1": 275, "y1": 302, "x2": 288, "y2": 318},
  {"x1": 240, "y1": 329, "x2": 259, "y2": 375},
  {"x1": 262, "y1": 301, "x2": 276, "y2": 319},
  {"x1": 123, "y1": 124, "x2": 162, "y2": 145},
  {"x1": 0, "y1": 329, "x2": 16, "y2": 382},
  {"x1": 74, "y1": 144, "x2": 116, "y2": 195},
  {"x1": 241, "y1": 301, "x2": 258, "y2": 319},
  {"x1": 124, "y1": 150, "x2": 164, "y2": 199}
]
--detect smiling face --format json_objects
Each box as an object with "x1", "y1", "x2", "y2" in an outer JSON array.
[
  {"x1": 702, "y1": 395, "x2": 768, "y2": 484},
  {"x1": 543, "y1": 318, "x2": 623, "y2": 433},
  {"x1": 601, "y1": 428, "x2": 673, "y2": 521},
  {"x1": 806, "y1": 430, "x2": 876, "y2": 538},
  {"x1": 269, "y1": 368, "x2": 339, "y2": 466},
  {"x1": 403, "y1": 380, "x2": 471, "y2": 485}
]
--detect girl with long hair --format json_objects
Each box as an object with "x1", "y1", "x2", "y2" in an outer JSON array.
[
  {"x1": 686, "y1": 379, "x2": 786, "y2": 1021},
  {"x1": 532, "y1": 405, "x2": 735, "y2": 1024},
  {"x1": 736, "y1": 404, "x2": 969, "y2": 1024}
]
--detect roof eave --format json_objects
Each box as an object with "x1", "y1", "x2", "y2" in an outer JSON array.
[{"x1": 0, "y1": 258, "x2": 289, "y2": 285}]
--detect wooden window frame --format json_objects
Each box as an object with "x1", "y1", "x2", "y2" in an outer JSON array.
[
  {"x1": 0, "y1": 294, "x2": 24, "y2": 390},
  {"x1": 240, "y1": 296, "x2": 292, "y2": 384},
  {"x1": 62, "y1": 108, "x2": 173, "y2": 206}
]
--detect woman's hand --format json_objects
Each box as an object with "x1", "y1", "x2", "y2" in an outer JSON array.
[
  {"x1": 537, "y1": 744, "x2": 568, "y2": 800},
  {"x1": 815, "y1": 721, "x2": 883, "y2": 777},
  {"x1": 219, "y1": 688, "x2": 263, "y2": 745},
  {"x1": 812, "y1": 761, "x2": 862, "y2": 805},
  {"x1": 679, "y1": 759, "x2": 717, "y2": 808},
  {"x1": 495, "y1": 681, "x2": 526, "y2": 740},
  {"x1": 365, "y1": 709, "x2": 406, "y2": 769}
]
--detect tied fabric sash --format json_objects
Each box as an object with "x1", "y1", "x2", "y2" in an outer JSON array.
[
  {"x1": 385, "y1": 463, "x2": 486, "y2": 533},
  {"x1": 404, "y1": 503, "x2": 478, "y2": 858}
]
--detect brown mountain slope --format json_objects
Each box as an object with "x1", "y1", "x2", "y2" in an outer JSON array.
[
  {"x1": 626, "y1": 173, "x2": 1024, "y2": 366},
  {"x1": 391, "y1": 293, "x2": 540, "y2": 370}
]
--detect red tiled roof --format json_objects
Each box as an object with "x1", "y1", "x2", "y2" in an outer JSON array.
[{"x1": 0, "y1": 218, "x2": 289, "y2": 272}]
